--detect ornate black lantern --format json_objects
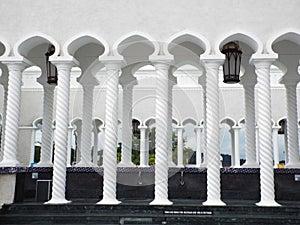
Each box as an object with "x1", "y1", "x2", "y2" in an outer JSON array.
[
  {"x1": 132, "y1": 119, "x2": 140, "y2": 135},
  {"x1": 221, "y1": 41, "x2": 242, "y2": 84},
  {"x1": 278, "y1": 119, "x2": 286, "y2": 134},
  {"x1": 45, "y1": 44, "x2": 58, "y2": 85}
]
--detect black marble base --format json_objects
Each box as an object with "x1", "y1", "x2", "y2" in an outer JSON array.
[{"x1": 8, "y1": 167, "x2": 300, "y2": 203}]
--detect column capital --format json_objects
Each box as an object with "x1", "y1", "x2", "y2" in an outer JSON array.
[
  {"x1": 249, "y1": 55, "x2": 277, "y2": 68},
  {"x1": 1, "y1": 57, "x2": 33, "y2": 71},
  {"x1": 272, "y1": 125, "x2": 281, "y2": 130},
  {"x1": 138, "y1": 125, "x2": 148, "y2": 130},
  {"x1": 176, "y1": 125, "x2": 184, "y2": 129},
  {"x1": 200, "y1": 55, "x2": 225, "y2": 69},
  {"x1": 99, "y1": 55, "x2": 125, "y2": 70},
  {"x1": 149, "y1": 55, "x2": 174, "y2": 67},
  {"x1": 232, "y1": 125, "x2": 242, "y2": 130},
  {"x1": 50, "y1": 56, "x2": 79, "y2": 69}
]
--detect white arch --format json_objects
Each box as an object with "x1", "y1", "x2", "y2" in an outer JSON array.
[
  {"x1": 63, "y1": 33, "x2": 109, "y2": 57},
  {"x1": 220, "y1": 117, "x2": 236, "y2": 127},
  {"x1": 215, "y1": 31, "x2": 263, "y2": 55},
  {"x1": 238, "y1": 118, "x2": 245, "y2": 125},
  {"x1": 144, "y1": 117, "x2": 156, "y2": 126},
  {"x1": 182, "y1": 117, "x2": 198, "y2": 126},
  {"x1": 32, "y1": 117, "x2": 43, "y2": 127},
  {"x1": 277, "y1": 117, "x2": 287, "y2": 127},
  {"x1": 267, "y1": 29, "x2": 300, "y2": 55},
  {"x1": 14, "y1": 32, "x2": 60, "y2": 57},
  {"x1": 0, "y1": 37, "x2": 11, "y2": 58},
  {"x1": 112, "y1": 31, "x2": 159, "y2": 57},
  {"x1": 165, "y1": 30, "x2": 211, "y2": 57}
]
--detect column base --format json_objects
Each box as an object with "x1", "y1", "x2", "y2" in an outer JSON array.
[
  {"x1": 44, "y1": 198, "x2": 71, "y2": 205},
  {"x1": 149, "y1": 198, "x2": 173, "y2": 205},
  {"x1": 256, "y1": 200, "x2": 281, "y2": 207},
  {"x1": 139, "y1": 165, "x2": 150, "y2": 168},
  {"x1": 35, "y1": 162, "x2": 53, "y2": 167},
  {"x1": 284, "y1": 163, "x2": 300, "y2": 168},
  {"x1": 117, "y1": 161, "x2": 135, "y2": 167},
  {"x1": 241, "y1": 162, "x2": 260, "y2": 168},
  {"x1": 200, "y1": 163, "x2": 207, "y2": 168},
  {"x1": 97, "y1": 198, "x2": 121, "y2": 205},
  {"x1": 0, "y1": 159, "x2": 20, "y2": 167},
  {"x1": 202, "y1": 199, "x2": 226, "y2": 206},
  {"x1": 75, "y1": 161, "x2": 98, "y2": 167},
  {"x1": 168, "y1": 161, "x2": 177, "y2": 167}
]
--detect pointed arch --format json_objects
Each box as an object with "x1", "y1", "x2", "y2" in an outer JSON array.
[
  {"x1": 166, "y1": 30, "x2": 210, "y2": 57},
  {"x1": 14, "y1": 32, "x2": 59, "y2": 57},
  {"x1": 63, "y1": 33, "x2": 109, "y2": 57},
  {"x1": 112, "y1": 31, "x2": 159, "y2": 57},
  {"x1": 216, "y1": 31, "x2": 263, "y2": 55},
  {"x1": 220, "y1": 117, "x2": 236, "y2": 127},
  {"x1": 267, "y1": 29, "x2": 300, "y2": 55}
]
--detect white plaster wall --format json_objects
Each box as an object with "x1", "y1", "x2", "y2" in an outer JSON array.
[{"x1": 0, "y1": 0, "x2": 299, "y2": 52}]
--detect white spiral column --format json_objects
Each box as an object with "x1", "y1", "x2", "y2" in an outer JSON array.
[
  {"x1": 0, "y1": 86, "x2": 8, "y2": 161},
  {"x1": 200, "y1": 76, "x2": 207, "y2": 168},
  {"x1": 284, "y1": 83, "x2": 300, "y2": 168},
  {"x1": 67, "y1": 126, "x2": 73, "y2": 167},
  {"x1": 76, "y1": 84, "x2": 96, "y2": 167},
  {"x1": 195, "y1": 126, "x2": 202, "y2": 167},
  {"x1": 232, "y1": 126, "x2": 241, "y2": 168},
  {"x1": 139, "y1": 125, "x2": 148, "y2": 167},
  {"x1": 93, "y1": 128, "x2": 99, "y2": 165},
  {"x1": 176, "y1": 125, "x2": 184, "y2": 167},
  {"x1": 46, "y1": 60, "x2": 75, "y2": 204},
  {"x1": 252, "y1": 58, "x2": 280, "y2": 207},
  {"x1": 167, "y1": 82, "x2": 176, "y2": 167},
  {"x1": 97, "y1": 59, "x2": 123, "y2": 205},
  {"x1": 118, "y1": 83, "x2": 134, "y2": 167},
  {"x1": 272, "y1": 125, "x2": 280, "y2": 168},
  {"x1": 202, "y1": 58, "x2": 225, "y2": 206},
  {"x1": 150, "y1": 61, "x2": 173, "y2": 205},
  {"x1": 0, "y1": 61, "x2": 29, "y2": 167},
  {"x1": 241, "y1": 84, "x2": 259, "y2": 168},
  {"x1": 36, "y1": 85, "x2": 55, "y2": 167}
]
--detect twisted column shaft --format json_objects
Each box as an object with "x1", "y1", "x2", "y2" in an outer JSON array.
[
  {"x1": 242, "y1": 85, "x2": 259, "y2": 167},
  {"x1": 98, "y1": 62, "x2": 122, "y2": 205},
  {"x1": 176, "y1": 126, "x2": 184, "y2": 167},
  {"x1": 195, "y1": 126, "x2": 202, "y2": 167},
  {"x1": 201, "y1": 81, "x2": 207, "y2": 168},
  {"x1": 285, "y1": 84, "x2": 300, "y2": 167},
  {"x1": 272, "y1": 126, "x2": 280, "y2": 168},
  {"x1": 93, "y1": 129, "x2": 99, "y2": 165},
  {"x1": 167, "y1": 82, "x2": 176, "y2": 167},
  {"x1": 0, "y1": 62, "x2": 27, "y2": 166},
  {"x1": 150, "y1": 62, "x2": 172, "y2": 205},
  {"x1": 0, "y1": 86, "x2": 8, "y2": 161},
  {"x1": 139, "y1": 126, "x2": 148, "y2": 167},
  {"x1": 46, "y1": 61, "x2": 73, "y2": 204},
  {"x1": 232, "y1": 126, "x2": 241, "y2": 168},
  {"x1": 253, "y1": 59, "x2": 279, "y2": 207},
  {"x1": 36, "y1": 85, "x2": 55, "y2": 167},
  {"x1": 119, "y1": 84, "x2": 134, "y2": 167},
  {"x1": 202, "y1": 59, "x2": 225, "y2": 206},
  {"x1": 76, "y1": 85, "x2": 95, "y2": 166}
]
